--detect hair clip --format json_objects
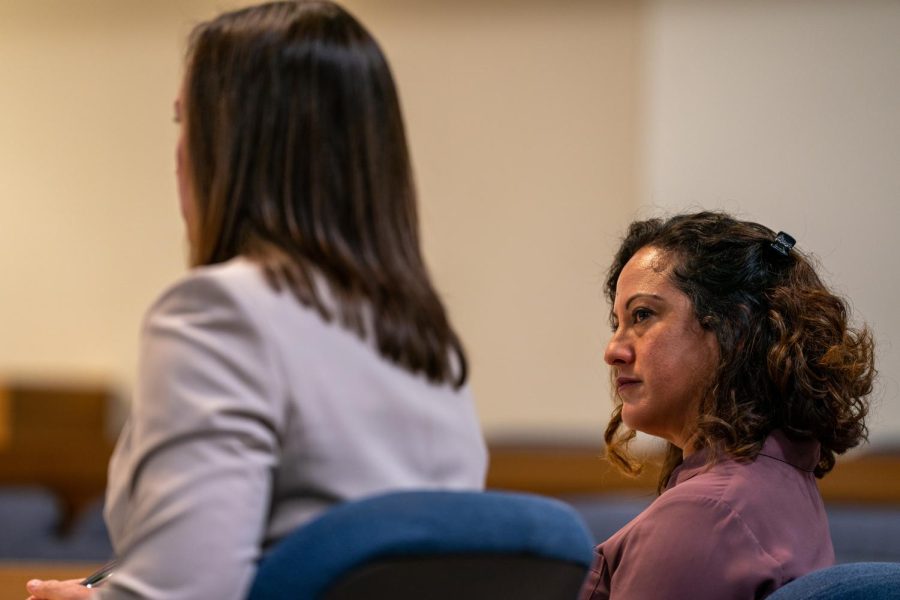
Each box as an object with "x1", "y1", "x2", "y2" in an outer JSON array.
[{"x1": 770, "y1": 231, "x2": 796, "y2": 257}]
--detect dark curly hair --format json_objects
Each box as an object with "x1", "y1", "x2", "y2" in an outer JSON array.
[{"x1": 603, "y1": 211, "x2": 875, "y2": 492}]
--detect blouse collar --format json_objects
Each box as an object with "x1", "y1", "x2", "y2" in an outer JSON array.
[{"x1": 667, "y1": 429, "x2": 821, "y2": 490}]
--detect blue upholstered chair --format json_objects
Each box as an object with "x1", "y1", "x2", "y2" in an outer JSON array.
[
  {"x1": 0, "y1": 486, "x2": 61, "y2": 559},
  {"x1": 246, "y1": 490, "x2": 596, "y2": 600},
  {"x1": 767, "y1": 562, "x2": 900, "y2": 600}
]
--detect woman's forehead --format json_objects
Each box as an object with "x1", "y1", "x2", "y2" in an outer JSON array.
[
  {"x1": 617, "y1": 247, "x2": 671, "y2": 289},
  {"x1": 613, "y1": 247, "x2": 690, "y2": 311}
]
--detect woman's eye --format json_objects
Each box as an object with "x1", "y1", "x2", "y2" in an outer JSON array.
[{"x1": 632, "y1": 308, "x2": 653, "y2": 323}]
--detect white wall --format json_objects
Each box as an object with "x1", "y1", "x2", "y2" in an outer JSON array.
[
  {"x1": 640, "y1": 0, "x2": 900, "y2": 442},
  {"x1": 0, "y1": 1, "x2": 639, "y2": 442}
]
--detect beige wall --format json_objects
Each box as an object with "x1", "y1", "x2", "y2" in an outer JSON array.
[
  {"x1": 4, "y1": 0, "x2": 896, "y2": 445},
  {"x1": 355, "y1": 1, "x2": 640, "y2": 439},
  {"x1": 639, "y1": 0, "x2": 900, "y2": 442},
  {"x1": 0, "y1": 1, "x2": 639, "y2": 441},
  {"x1": 0, "y1": 2, "x2": 190, "y2": 384}
]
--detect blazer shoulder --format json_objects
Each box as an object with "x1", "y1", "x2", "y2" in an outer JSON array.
[{"x1": 146, "y1": 257, "x2": 279, "y2": 321}]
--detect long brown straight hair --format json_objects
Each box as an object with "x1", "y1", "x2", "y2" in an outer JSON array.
[{"x1": 182, "y1": 0, "x2": 467, "y2": 387}]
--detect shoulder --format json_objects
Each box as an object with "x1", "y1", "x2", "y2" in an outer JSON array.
[
  {"x1": 614, "y1": 486, "x2": 757, "y2": 550},
  {"x1": 138, "y1": 258, "x2": 287, "y2": 395},
  {"x1": 147, "y1": 257, "x2": 271, "y2": 316},
  {"x1": 597, "y1": 488, "x2": 783, "y2": 599},
  {"x1": 143, "y1": 257, "x2": 317, "y2": 345},
  {"x1": 643, "y1": 459, "x2": 783, "y2": 553},
  {"x1": 132, "y1": 258, "x2": 289, "y2": 441},
  {"x1": 664, "y1": 452, "x2": 792, "y2": 516}
]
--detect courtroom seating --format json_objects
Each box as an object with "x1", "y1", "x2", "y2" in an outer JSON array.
[{"x1": 247, "y1": 489, "x2": 596, "y2": 600}]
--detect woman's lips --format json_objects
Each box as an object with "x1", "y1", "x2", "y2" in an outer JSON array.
[{"x1": 615, "y1": 376, "x2": 641, "y2": 392}]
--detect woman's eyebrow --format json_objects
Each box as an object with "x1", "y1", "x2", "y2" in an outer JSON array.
[{"x1": 624, "y1": 293, "x2": 663, "y2": 310}]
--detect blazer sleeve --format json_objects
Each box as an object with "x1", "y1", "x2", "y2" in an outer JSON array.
[
  {"x1": 600, "y1": 495, "x2": 783, "y2": 600},
  {"x1": 96, "y1": 272, "x2": 285, "y2": 600}
]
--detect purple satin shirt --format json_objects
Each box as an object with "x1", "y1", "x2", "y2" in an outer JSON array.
[{"x1": 579, "y1": 431, "x2": 834, "y2": 600}]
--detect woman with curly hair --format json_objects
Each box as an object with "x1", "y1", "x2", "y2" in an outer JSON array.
[{"x1": 580, "y1": 211, "x2": 875, "y2": 600}]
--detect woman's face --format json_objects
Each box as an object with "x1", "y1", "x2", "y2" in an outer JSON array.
[
  {"x1": 174, "y1": 85, "x2": 197, "y2": 243},
  {"x1": 605, "y1": 246, "x2": 719, "y2": 452}
]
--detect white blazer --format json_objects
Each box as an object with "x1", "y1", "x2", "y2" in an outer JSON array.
[{"x1": 98, "y1": 257, "x2": 487, "y2": 599}]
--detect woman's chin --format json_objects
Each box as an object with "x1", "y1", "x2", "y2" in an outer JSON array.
[{"x1": 620, "y1": 409, "x2": 646, "y2": 434}]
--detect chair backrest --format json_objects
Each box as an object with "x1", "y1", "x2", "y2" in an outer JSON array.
[
  {"x1": 767, "y1": 562, "x2": 900, "y2": 600},
  {"x1": 246, "y1": 490, "x2": 596, "y2": 600}
]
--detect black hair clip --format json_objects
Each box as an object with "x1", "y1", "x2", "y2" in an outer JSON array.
[{"x1": 770, "y1": 231, "x2": 796, "y2": 257}]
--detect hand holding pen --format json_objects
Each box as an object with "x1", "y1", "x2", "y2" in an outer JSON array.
[
  {"x1": 25, "y1": 560, "x2": 116, "y2": 600},
  {"x1": 80, "y1": 561, "x2": 117, "y2": 589}
]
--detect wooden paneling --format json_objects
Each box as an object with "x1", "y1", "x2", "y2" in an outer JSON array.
[
  {"x1": 486, "y1": 444, "x2": 660, "y2": 497},
  {"x1": 486, "y1": 443, "x2": 900, "y2": 505},
  {"x1": 817, "y1": 454, "x2": 900, "y2": 504},
  {"x1": 0, "y1": 387, "x2": 9, "y2": 451},
  {"x1": 0, "y1": 381, "x2": 116, "y2": 526}
]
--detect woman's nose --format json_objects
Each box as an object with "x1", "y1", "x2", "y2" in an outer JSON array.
[{"x1": 604, "y1": 330, "x2": 634, "y2": 366}]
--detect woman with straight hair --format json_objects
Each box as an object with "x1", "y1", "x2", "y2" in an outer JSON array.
[
  {"x1": 27, "y1": 2, "x2": 486, "y2": 598},
  {"x1": 580, "y1": 211, "x2": 874, "y2": 599}
]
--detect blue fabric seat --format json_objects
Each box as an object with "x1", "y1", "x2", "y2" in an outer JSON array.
[
  {"x1": 0, "y1": 488, "x2": 113, "y2": 561},
  {"x1": 827, "y1": 506, "x2": 900, "y2": 563},
  {"x1": 247, "y1": 489, "x2": 596, "y2": 600},
  {"x1": 0, "y1": 486, "x2": 62, "y2": 559},
  {"x1": 767, "y1": 562, "x2": 900, "y2": 600}
]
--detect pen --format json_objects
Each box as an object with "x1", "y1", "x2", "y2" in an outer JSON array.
[{"x1": 80, "y1": 560, "x2": 118, "y2": 589}]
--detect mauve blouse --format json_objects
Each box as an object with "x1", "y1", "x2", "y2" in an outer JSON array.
[{"x1": 579, "y1": 430, "x2": 834, "y2": 600}]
